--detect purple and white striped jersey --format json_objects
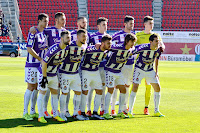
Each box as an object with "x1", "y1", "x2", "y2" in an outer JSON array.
[
  {"x1": 41, "y1": 43, "x2": 69, "y2": 77},
  {"x1": 112, "y1": 30, "x2": 135, "y2": 65},
  {"x1": 81, "y1": 45, "x2": 108, "y2": 71},
  {"x1": 132, "y1": 43, "x2": 162, "y2": 71},
  {"x1": 25, "y1": 28, "x2": 47, "y2": 67},
  {"x1": 59, "y1": 41, "x2": 87, "y2": 74},
  {"x1": 105, "y1": 43, "x2": 132, "y2": 73},
  {"x1": 89, "y1": 31, "x2": 107, "y2": 46},
  {"x1": 70, "y1": 29, "x2": 91, "y2": 43},
  {"x1": 44, "y1": 26, "x2": 66, "y2": 47},
  {"x1": 90, "y1": 31, "x2": 108, "y2": 67}
]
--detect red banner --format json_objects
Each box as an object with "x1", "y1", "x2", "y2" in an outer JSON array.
[{"x1": 163, "y1": 43, "x2": 199, "y2": 55}]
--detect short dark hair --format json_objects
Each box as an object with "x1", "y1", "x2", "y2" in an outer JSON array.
[
  {"x1": 38, "y1": 13, "x2": 48, "y2": 21},
  {"x1": 77, "y1": 17, "x2": 86, "y2": 22},
  {"x1": 55, "y1": 12, "x2": 65, "y2": 19},
  {"x1": 101, "y1": 34, "x2": 112, "y2": 43},
  {"x1": 77, "y1": 29, "x2": 87, "y2": 36},
  {"x1": 97, "y1": 17, "x2": 108, "y2": 25},
  {"x1": 124, "y1": 15, "x2": 134, "y2": 23},
  {"x1": 144, "y1": 16, "x2": 154, "y2": 23},
  {"x1": 149, "y1": 34, "x2": 158, "y2": 42},
  {"x1": 124, "y1": 33, "x2": 137, "y2": 45},
  {"x1": 61, "y1": 30, "x2": 70, "y2": 38}
]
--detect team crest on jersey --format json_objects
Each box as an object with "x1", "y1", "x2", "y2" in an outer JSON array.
[
  {"x1": 109, "y1": 82, "x2": 113, "y2": 86},
  {"x1": 136, "y1": 78, "x2": 139, "y2": 81},
  {"x1": 31, "y1": 78, "x2": 34, "y2": 82},
  {"x1": 64, "y1": 86, "x2": 67, "y2": 90},
  {"x1": 28, "y1": 40, "x2": 33, "y2": 46},
  {"x1": 84, "y1": 84, "x2": 87, "y2": 88}
]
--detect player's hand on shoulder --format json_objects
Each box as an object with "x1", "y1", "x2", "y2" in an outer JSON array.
[
  {"x1": 29, "y1": 26, "x2": 37, "y2": 34},
  {"x1": 159, "y1": 41, "x2": 165, "y2": 52}
]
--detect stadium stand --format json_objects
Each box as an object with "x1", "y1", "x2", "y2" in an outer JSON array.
[
  {"x1": 88, "y1": 0, "x2": 153, "y2": 30},
  {"x1": 18, "y1": 0, "x2": 78, "y2": 41},
  {"x1": 162, "y1": 0, "x2": 200, "y2": 31}
]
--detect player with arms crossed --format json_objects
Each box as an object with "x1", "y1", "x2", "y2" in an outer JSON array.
[
  {"x1": 23, "y1": 13, "x2": 49, "y2": 121},
  {"x1": 134, "y1": 16, "x2": 165, "y2": 115},
  {"x1": 58, "y1": 29, "x2": 88, "y2": 121},
  {"x1": 80, "y1": 34, "x2": 112, "y2": 120},
  {"x1": 128, "y1": 34, "x2": 164, "y2": 118},
  {"x1": 103, "y1": 33, "x2": 137, "y2": 119},
  {"x1": 37, "y1": 31, "x2": 71, "y2": 123},
  {"x1": 110, "y1": 15, "x2": 135, "y2": 116},
  {"x1": 86, "y1": 17, "x2": 109, "y2": 116}
]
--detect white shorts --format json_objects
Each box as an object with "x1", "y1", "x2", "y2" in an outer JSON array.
[
  {"x1": 133, "y1": 67, "x2": 159, "y2": 84},
  {"x1": 105, "y1": 70, "x2": 125, "y2": 88},
  {"x1": 25, "y1": 67, "x2": 38, "y2": 84},
  {"x1": 99, "y1": 67, "x2": 105, "y2": 83},
  {"x1": 121, "y1": 65, "x2": 134, "y2": 86},
  {"x1": 37, "y1": 70, "x2": 58, "y2": 91},
  {"x1": 81, "y1": 70, "x2": 103, "y2": 91},
  {"x1": 58, "y1": 73, "x2": 81, "y2": 93}
]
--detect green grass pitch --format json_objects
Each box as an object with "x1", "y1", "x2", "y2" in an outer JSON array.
[{"x1": 0, "y1": 57, "x2": 200, "y2": 132}]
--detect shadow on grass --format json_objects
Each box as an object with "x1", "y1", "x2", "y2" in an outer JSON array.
[
  {"x1": 0, "y1": 117, "x2": 77, "y2": 128},
  {"x1": 0, "y1": 115, "x2": 152, "y2": 128}
]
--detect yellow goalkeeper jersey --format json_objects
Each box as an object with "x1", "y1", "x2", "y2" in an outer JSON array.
[{"x1": 135, "y1": 30, "x2": 162, "y2": 45}]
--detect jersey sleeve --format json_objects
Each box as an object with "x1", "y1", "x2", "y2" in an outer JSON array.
[
  {"x1": 43, "y1": 45, "x2": 59, "y2": 63},
  {"x1": 26, "y1": 32, "x2": 36, "y2": 48},
  {"x1": 132, "y1": 44, "x2": 150, "y2": 55}
]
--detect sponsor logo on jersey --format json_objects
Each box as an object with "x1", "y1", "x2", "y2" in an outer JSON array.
[
  {"x1": 113, "y1": 43, "x2": 123, "y2": 47},
  {"x1": 50, "y1": 45, "x2": 58, "y2": 54},
  {"x1": 53, "y1": 38, "x2": 61, "y2": 44},
  {"x1": 87, "y1": 46, "x2": 97, "y2": 51}
]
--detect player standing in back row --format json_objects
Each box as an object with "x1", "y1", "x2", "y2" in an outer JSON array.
[
  {"x1": 86, "y1": 17, "x2": 109, "y2": 116},
  {"x1": 110, "y1": 15, "x2": 135, "y2": 116},
  {"x1": 23, "y1": 13, "x2": 49, "y2": 121}
]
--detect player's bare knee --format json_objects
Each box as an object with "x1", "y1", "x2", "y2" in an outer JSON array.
[
  {"x1": 108, "y1": 88, "x2": 114, "y2": 94},
  {"x1": 39, "y1": 90, "x2": 46, "y2": 95},
  {"x1": 118, "y1": 85, "x2": 126, "y2": 94},
  {"x1": 62, "y1": 92, "x2": 68, "y2": 95},
  {"x1": 50, "y1": 88, "x2": 58, "y2": 94},
  {"x1": 132, "y1": 83, "x2": 139, "y2": 92},
  {"x1": 74, "y1": 91, "x2": 81, "y2": 95},
  {"x1": 82, "y1": 90, "x2": 88, "y2": 95},
  {"x1": 27, "y1": 83, "x2": 37, "y2": 91},
  {"x1": 95, "y1": 89, "x2": 103, "y2": 95}
]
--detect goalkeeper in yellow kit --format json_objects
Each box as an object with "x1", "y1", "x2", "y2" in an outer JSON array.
[{"x1": 134, "y1": 16, "x2": 165, "y2": 115}]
